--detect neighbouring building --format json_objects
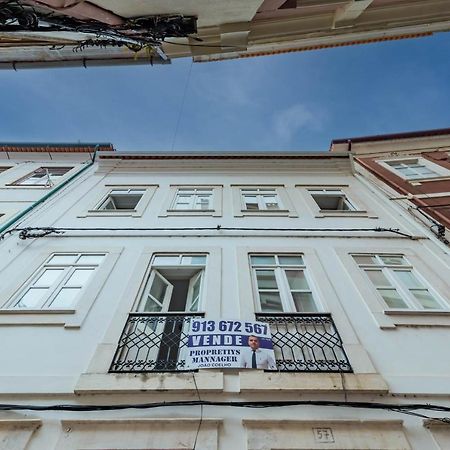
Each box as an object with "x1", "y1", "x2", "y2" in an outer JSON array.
[
  {"x1": 331, "y1": 128, "x2": 450, "y2": 243},
  {"x1": 0, "y1": 148, "x2": 450, "y2": 449},
  {"x1": 0, "y1": 142, "x2": 113, "y2": 235},
  {"x1": 0, "y1": 1, "x2": 449, "y2": 69}
]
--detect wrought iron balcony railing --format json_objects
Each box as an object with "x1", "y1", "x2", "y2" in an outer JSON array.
[
  {"x1": 256, "y1": 313, "x2": 352, "y2": 372},
  {"x1": 109, "y1": 312, "x2": 204, "y2": 373},
  {"x1": 110, "y1": 312, "x2": 351, "y2": 373}
]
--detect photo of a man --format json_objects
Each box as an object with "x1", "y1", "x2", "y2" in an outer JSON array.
[{"x1": 239, "y1": 335, "x2": 277, "y2": 370}]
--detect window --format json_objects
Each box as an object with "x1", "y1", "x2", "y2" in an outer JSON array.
[
  {"x1": 6, "y1": 253, "x2": 106, "y2": 309},
  {"x1": 385, "y1": 159, "x2": 440, "y2": 180},
  {"x1": 172, "y1": 188, "x2": 213, "y2": 211},
  {"x1": 241, "y1": 188, "x2": 281, "y2": 211},
  {"x1": 115, "y1": 253, "x2": 206, "y2": 371},
  {"x1": 309, "y1": 188, "x2": 356, "y2": 211},
  {"x1": 136, "y1": 254, "x2": 206, "y2": 313},
  {"x1": 250, "y1": 254, "x2": 318, "y2": 312},
  {"x1": 12, "y1": 167, "x2": 72, "y2": 186},
  {"x1": 352, "y1": 254, "x2": 445, "y2": 310},
  {"x1": 97, "y1": 188, "x2": 145, "y2": 211}
]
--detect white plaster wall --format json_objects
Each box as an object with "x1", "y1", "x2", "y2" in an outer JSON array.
[{"x1": 0, "y1": 155, "x2": 449, "y2": 449}]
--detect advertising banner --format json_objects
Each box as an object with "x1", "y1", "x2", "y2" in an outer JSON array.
[{"x1": 187, "y1": 319, "x2": 277, "y2": 370}]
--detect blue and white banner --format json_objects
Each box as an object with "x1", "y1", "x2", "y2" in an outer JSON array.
[{"x1": 187, "y1": 319, "x2": 277, "y2": 369}]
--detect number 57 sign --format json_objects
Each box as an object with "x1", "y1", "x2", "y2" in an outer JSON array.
[{"x1": 187, "y1": 319, "x2": 277, "y2": 370}]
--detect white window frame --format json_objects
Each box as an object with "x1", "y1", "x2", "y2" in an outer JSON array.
[
  {"x1": 81, "y1": 184, "x2": 158, "y2": 218},
  {"x1": 4, "y1": 253, "x2": 106, "y2": 310},
  {"x1": 296, "y1": 184, "x2": 374, "y2": 218},
  {"x1": 0, "y1": 245, "x2": 122, "y2": 327},
  {"x1": 352, "y1": 254, "x2": 447, "y2": 311},
  {"x1": 308, "y1": 188, "x2": 357, "y2": 212},
  {"x1": 379, "y1": 157, "x2": 450, "y2": 182},
  {"x1": 134, "y1": 253, "x2": 207, "y2": 313},
  {"x1": 9, "y1": 166, "x2": 73, "y2": 187},
  {"x1": 231, "y1": 185, "x2": 298, "y2": 217},
  {"x1": 160, "y1": 185, "x2": 223, "y2": 217},
  {"x1": 249, "y1": 253, "x2": 321, "y2": 313},
  {"x1": 171, "y1": 188, "x2": 214, "y2": 211}
]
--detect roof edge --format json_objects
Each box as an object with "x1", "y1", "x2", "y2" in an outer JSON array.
[
  {"x1": 331, "y1": 128, "x2": 450, "y2": 146},
  {"x1": 0, "y1": 143, "x2": 114, "y2": 153},
  {"x1": 97, "y1": 151, "x2": 349, "y2": 160}
]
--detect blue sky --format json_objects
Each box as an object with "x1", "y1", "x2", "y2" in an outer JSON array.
[{"x1": 0, "y1": 33, "x2": 449, "y2": 151}]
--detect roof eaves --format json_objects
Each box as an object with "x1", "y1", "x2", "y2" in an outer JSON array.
[
  {"x1": 331, "y1": 128, "x2": 450, "y2": 146},
  {"x1": 0, "y1": 143, "x2": 114, "y2": 153}
]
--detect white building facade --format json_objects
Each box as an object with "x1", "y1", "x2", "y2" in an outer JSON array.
[{"x1": 0, "y1": 149, "x2": 450, "y2": 450}]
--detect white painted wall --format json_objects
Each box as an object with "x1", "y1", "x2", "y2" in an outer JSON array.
[{"x1": 0, "y1": 153, "x2": 449, "y2": 450}]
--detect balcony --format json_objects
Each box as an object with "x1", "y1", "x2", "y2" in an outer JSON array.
[
  {"x1": 110, "y1": 312, "x2": 351, "y2": 373},
  {"x1": 256, "y1": 313, "x2": 352, "y2": 372}
]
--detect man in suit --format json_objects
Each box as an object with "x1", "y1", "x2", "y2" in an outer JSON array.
[{"x1": 239, "y1": 335, "x2": 277, "y2": 370}]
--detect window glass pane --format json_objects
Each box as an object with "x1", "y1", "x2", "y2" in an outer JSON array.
[
  {"x1": 394, "y1": 270, "x2": 422, "y2": 288},
  {"x1": 192, "y1": 276, "x2": 201, "y2": 302},
  {"x1": 411, "y1": 290, "x2": 442, "y2": 309},
  {"x1": 153, "y1": 255, "x2": 179, "y2": 265},
  {"x1": 77, "y1": 254, "x2": 105, "y2": 265},
  {"x1": 244, "y1": 195, "x2": 259, "y2": 210},
  {"x1": 174, "y1": 202, "x2": 190, "y2": 210},
  {"x1": 365, "y1": 270, "x2": 391, "y2": 287},
  {"x1": 14, "y1": 288, "x2": 48, "y2": 308},
  {"x1": 251, "y1": 255, "x2": 276, "y2": 266},
  {"x1": 48, "y1": 254, "x2": 78, "y2": 265},
  {"x1": 102, "y1": 198, "x2": 116, "y2": 210},
  {"x1": 66, "y1": 268, "x2": 94, "y2": 287},
  {"x1": 378, "y1": 289, "x2": 408, "y2": 308},
  {"x1": 286, "y1": 270, "x2": 309, "y2": 290},
  {"x1": 352, "y1": 255, "x2": 376, "y2": 265},
  {"x1": 195, "y1": 196, "x2": 211, "y2": 210},
  {"x1": 292, "y1": 292, "x2": 317, "y2": 312},
  {"x1": 379, "y1": 256, "x2": 406, "y2": 265},
  {"x1": 50, "y1": 288, "x2": 80, "y2": 308},
  {"x1": 259, "y1": 292, "x2": 283, "y2": 312},
  {"x1": 278, "y1": 255, "x2": 304, "y2": 266},
  {"x1": 142, "y1": 296, "x2": 163, "y2": 313},
  {"x1": 34, "y1": 268, "x2": 64, "y2": 287},
  {"x1": 181, "y1": 255, "x2": 207, "y2": 265},
  {"x1": 263, "y1": 196, "x2": 279, "y2": 210},
  {"x1": 256, "y1": 270, "x2": 278, "y2": 289},
  {"x1": 150, "y1": 274, "x2": 168, "y2": 302}
]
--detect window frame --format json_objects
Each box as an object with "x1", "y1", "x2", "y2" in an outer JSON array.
[
  {"x1": 81, "y1": 184, "x2": 158, "y2": 218},
  {"x1": 352, "y1": 254, "x2": 447, "y2": 312},
  {"x1": 4, "y1": 253, "x2": 106, "y2": 310},
  {"x1": 379, "y1": 157, "x2": 450, "y2": 182},
  {"x1": 337, "y1": 247, "x2": 450, "y2": 329},
  {"x1": 170, "y1": 187, "x2": 214, "y2": 212},
  {"x1": 9, "y1": 166, "x2": 73, "y2": 187},
  {"x1": 296, "y1": 184, "x2": 374, "y2": 218},
  {"x1": 249, "y1": 253, "x2": 321, "y2": 314},
  {"x1": 231, "y1": 185, "x2": 298, "y2": 217},
  {"x1": 308, "y1": 188, "x2": 358, "y2": 212},
  {"x1": 160, "y1": 185, "x2": 223, "y2": 217},
  {"x1": 133, "y1": 252, "x2": 208, "y2": 313},
  {"x1": 0, "y1": 245, "x2": 122, "y2": 327}
]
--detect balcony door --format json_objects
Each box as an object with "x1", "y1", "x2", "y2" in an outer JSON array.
[{"x1": 132, "y1": 256, "x2": 205, "y2": 370}]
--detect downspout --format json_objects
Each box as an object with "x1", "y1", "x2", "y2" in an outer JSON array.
[{"x1": 0, "y1": 147, "x2": 99, "y2": 240}]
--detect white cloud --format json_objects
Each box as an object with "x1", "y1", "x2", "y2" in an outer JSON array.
[{"x1": 273, "y1": 103, "x2": 326, "y2": 143}]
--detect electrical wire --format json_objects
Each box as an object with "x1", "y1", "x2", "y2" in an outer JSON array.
[
  {"x1": 0, "y1": 400, "x2": 449, "y2": 423},
  {"x1": 171, "y1": 59, "x2": 193, "y2": 151},
  {"x1": 0, "y1": 226, "x2": 416, "y2": 240}
]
